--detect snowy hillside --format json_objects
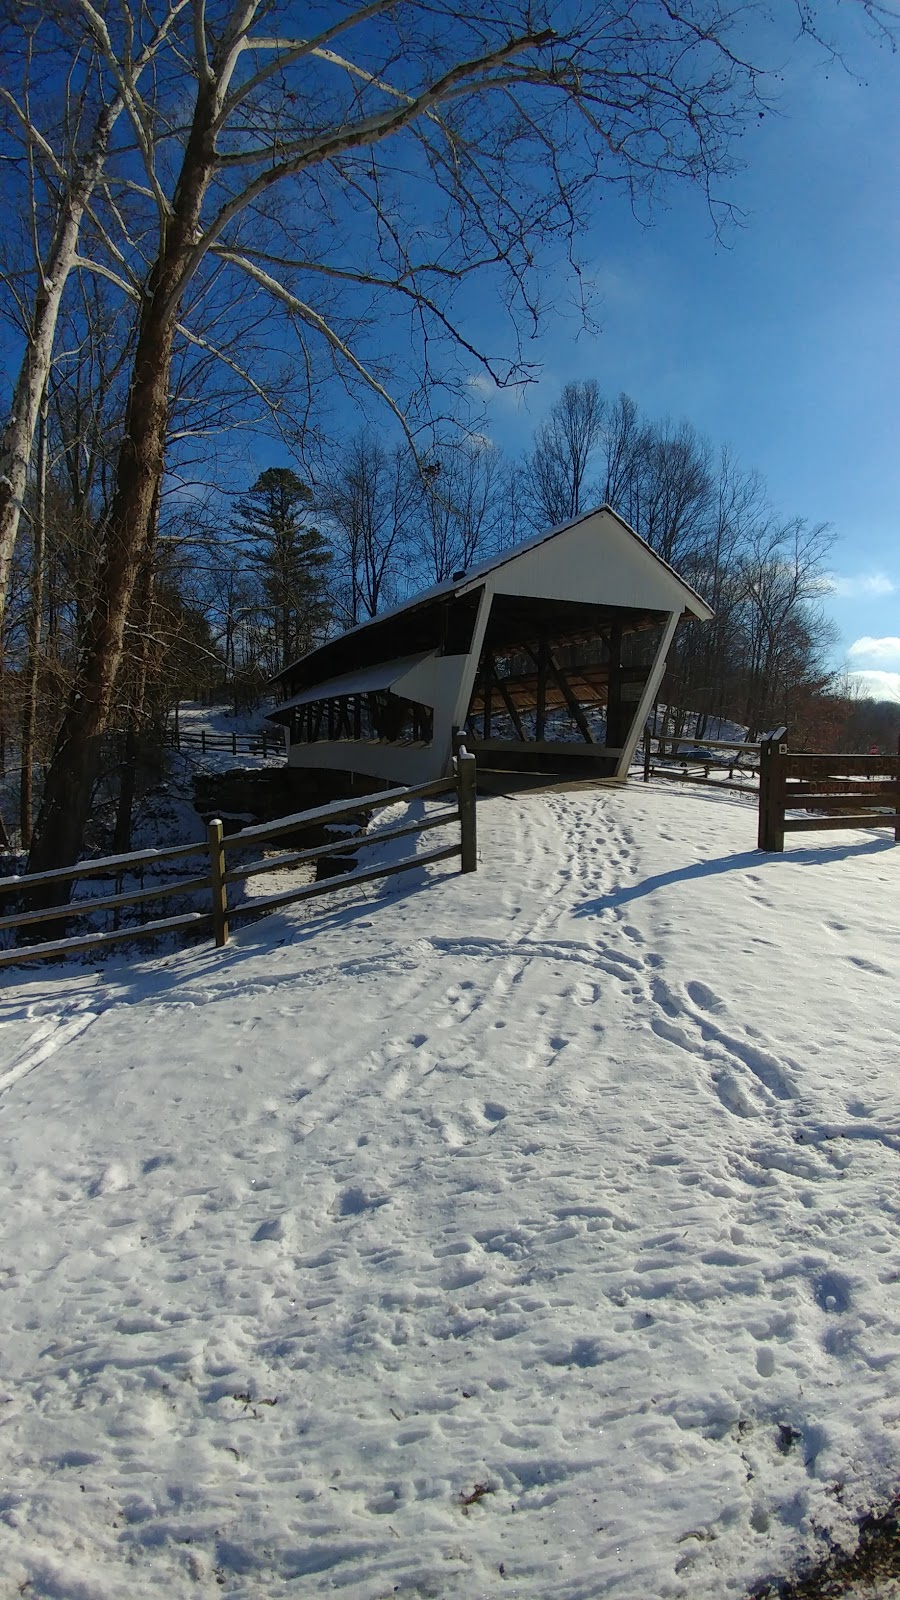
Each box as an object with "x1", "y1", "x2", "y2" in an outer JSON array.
[{"x1": 0, "y1": 783, "x2": 898, "y2": 1599}]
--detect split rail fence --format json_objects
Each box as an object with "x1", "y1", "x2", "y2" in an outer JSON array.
[
  {"x1": 0, "y1": 752, "x2": 477, "y2": 970},
  {"x1": 166, "y1": 727, "x2": 285, "y2": 758},
  {"x1": 758, "y1": 735, "x2": 900, "y2": 852},
  {"x1": 643, "y1": 732, "x2": 759, "y2": 793}
]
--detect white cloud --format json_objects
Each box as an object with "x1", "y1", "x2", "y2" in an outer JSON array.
[
  {"x1": 461, "y1": 429, "x2": 496, "y2": 451},
  {"x1": 847, "y1": 636, "x2": 900, "y2": 666},
  {"x1": 846, "y1": 670, "x2": 900, "y2": 704},
  {"x1": 828, "y1": 572, "x2": 896, "y2": 598},
  {"x1": 465, "y1": 372, "x2": 530, "y2": 412}
]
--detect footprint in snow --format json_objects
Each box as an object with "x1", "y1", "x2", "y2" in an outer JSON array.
[
  {"x1": 847, "y1": 955, "x2": 890, "y2": 977},
  {"x1": 814, "y1": 1271, "x2": 852, "y2": 1315},
  {"x1": 686, "y1": 980, "x2": 724, "y2": 1013},
  {"x1": 714, "y1": 1070, "x2": 759, "y2": 1120},
  {"x1": 756, "y1": 1346, "x2": 775, "y2": 1378},
  {"x1": 333, "y1": 1186, "x2": 389, "y2": 1217},
  {"x1": 253, "y1": 1216, "x2": 287, "y2": 1242}
]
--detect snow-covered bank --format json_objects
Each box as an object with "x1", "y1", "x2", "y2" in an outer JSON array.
[{"x1": 0, "y1": 783, "x2": 898, "y2": 1599}]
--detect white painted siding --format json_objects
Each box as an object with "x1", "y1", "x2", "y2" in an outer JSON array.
[
  {"x1": 286, "y1": 740, "x2": 443, "y2": 787},
  {"x1": 481, "y1": 507, "x2": 706, "y2": 616}
]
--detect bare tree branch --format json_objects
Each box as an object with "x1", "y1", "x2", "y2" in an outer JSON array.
[{"x1": 215, "y1": 246, "x2": 419, "y2": 450}]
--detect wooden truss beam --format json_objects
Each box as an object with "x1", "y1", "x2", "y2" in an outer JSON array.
[
  {"x1": 482, "y1": 652, "x2": 494, "y2": 740},
  {"x1": 605, "y1": 621, "x2": 626, "y2": 749},
  {"x1": 495, "y1": 676, "x2": 526, "y2": 740},
  {"x1": 525, "y1": 644, "x2": 595, "y2": 744},
  {"x1": 535, "y1": 638, "x2": 547, "y2": 741}
]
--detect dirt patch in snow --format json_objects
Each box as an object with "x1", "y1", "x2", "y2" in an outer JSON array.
[{"x1": 750, "y1": 1498, "x2": 900, "y2": 1598}]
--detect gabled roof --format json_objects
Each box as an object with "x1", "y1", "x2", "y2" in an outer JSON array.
[
  {"x1": 270, "y1": 503, "x2": 712, "y2": 696},
  {"x1": 434, "y1": 501, "x2": 710, "y2": 614}
]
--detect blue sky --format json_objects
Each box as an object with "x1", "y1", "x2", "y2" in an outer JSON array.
[
  {"x1": 4, "y1": 4, "x2": 893, "y2": 697},
  {"x1": 460, "y1": 16, "x2": 899, "y2": 700}
]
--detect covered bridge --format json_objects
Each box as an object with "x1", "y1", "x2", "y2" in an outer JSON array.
[{"x1": 267, "y1": 505, "x2": 712, "y2": 789}]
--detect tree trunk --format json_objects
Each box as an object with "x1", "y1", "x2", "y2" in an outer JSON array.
[
  {"x1": 19, "y1": 389, "x2": 48, "y2": 849},
  {"x1": 0, "y1": 119, "x2": 115, "y2": 635},
  {"x1": 0, "y1": 641, "x2": 9, "y2": 850},
  {"x1": 26, "y1": 93, "x2": 216, "y2": 879},
  {"x1": 113, "y1": 724, "x2": 140, "y2": 858},
  {"x1": 113, "y1": 508, "x2": 159, "y2": 856}
]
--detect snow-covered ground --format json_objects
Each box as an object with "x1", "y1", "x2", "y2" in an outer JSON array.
[
  {"x1": 167, "y1": 702, "x2": 286, "y2": 786},
  {"x1": 0, "y1": 782, "x2": 898, "y2": 1600},
  {"x1": 172, "y1": 702, "x2": 276, "y2": 739}
]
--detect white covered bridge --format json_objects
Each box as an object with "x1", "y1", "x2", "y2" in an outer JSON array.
[{"x1": 267, "y1": 506, "x2": 712, "y2": 790}]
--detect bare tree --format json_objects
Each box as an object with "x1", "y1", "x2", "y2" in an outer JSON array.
[
  {"x1": 12, "y1": 0, "x2": 890, "y2": 873},
  {"x1": 598, "y1": 393, "x2": 643, "y2": 512},
  {"x1": 666, "y1": 447, "x2": 767, "y2": 732},
  {"x1": 739, "y1": 518, "x2": 836, "y2": 736},
  {"x1": 0, "y1": 0, "x2": 188, "y2": 633},
  {"x1": 517, "y1": 383, "x2": 839, "y2": 741},
  {"x1": 624, "y1": 418, "x2": 714, "y2": 570},
  {"x1": 320, "y1": 433, "x2": 418, "y2": 625},
  {"x1": 492, "y1": 458, "x2": 531, "y2": 552},
  {"x1": 18, "y1": 384, "x2": 48, "y2": 848},
  {"x1": 524, "y1": 380, "x2": 606, "y2": 529},
  {"x1": 418, "y1": 437, "x2": 504, "y2": 583}
]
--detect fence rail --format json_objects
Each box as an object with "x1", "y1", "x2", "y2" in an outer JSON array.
[
  {"x1": 643, "y1": 731, "x2": 759, "y2": 791},
  {"x1": 758, "y1": 735, "x2": 900, "y2": 852},
  {"x1": 0, "y1": 753, "x2": 477, "y2": 969},
  {"x1": 166, "y1": 727, "x2": 285, "y2": 758}
]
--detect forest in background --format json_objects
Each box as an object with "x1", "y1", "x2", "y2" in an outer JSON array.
[
  {"x1": 1, "y1": 1, "x2": 896, "y2": 866},
  {"x1": 3, "y1": 371, "x2": 897, "y2": 861}
]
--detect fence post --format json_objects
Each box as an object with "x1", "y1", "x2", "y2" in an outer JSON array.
[
  {"x1": 232, "y1": 731, "x2": 237, "y2": 756},
  {"x1": 201, "y1": 729, "x2": 207, "y2": 755},
  {"x1": 895, "y1": 736, "x2": 900, "y2": 845},
  {"x1": 456, "y1": 748, "x2": 477, "y2": 873},
  {"x1": 208, "y1": 818, "x2": 229, "y2": 946},
  {"x1": 643, "y1": 727, "x2": 652, "y2": 783},
  {"x1": 758, "y1": 733, "x2": 787, "y2": 852}
]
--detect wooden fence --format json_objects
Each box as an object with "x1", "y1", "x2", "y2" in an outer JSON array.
[
  {"x1": 643, "y1": 732, "x2": 759, "y2": 793},
  {"x1": 0, "y1": 752, "x2": 477, "y2": 969},
  {"x1": 758, "y1": 735, "x2": 900, "y2": 852},
  {"x1": 166, "y1": 727, "x2": 285, "y2": 758}
]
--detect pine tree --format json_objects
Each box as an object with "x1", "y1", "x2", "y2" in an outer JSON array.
[{"x1": 232, "y1": 469, "x2": 332, "y2": 675}]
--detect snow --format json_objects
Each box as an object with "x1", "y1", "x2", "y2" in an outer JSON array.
[
  {"x1": 173, "y1": 703, "x2": 274, "y2": 740},
  {"x1": 0, "y1": 782, "x2": 898, "y2": 1599},
  {"x1": 164, "y1": 703, "x2": 286, "y2": 785}
]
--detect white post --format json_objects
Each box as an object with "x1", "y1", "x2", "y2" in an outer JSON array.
[
  {"x1": 613, "y1": 610, "x2": 681, "y2": 781},
  {"x1": 444, "y1": 583, "x2": 494, "y2": 771}
]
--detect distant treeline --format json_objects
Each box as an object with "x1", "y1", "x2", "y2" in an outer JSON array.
[{"x1": 2, "y1": 379, "x2": 888, "y2": 855}]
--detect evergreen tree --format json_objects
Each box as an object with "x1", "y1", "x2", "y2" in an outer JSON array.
[{"x1": 232, "y1": 469, "x2": 332, "y2": 675}]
